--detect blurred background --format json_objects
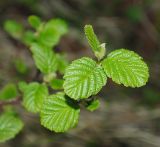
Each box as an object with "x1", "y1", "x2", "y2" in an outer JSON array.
[{"x1": 0, "y1": 0, "x2": 160, "y2": 147}]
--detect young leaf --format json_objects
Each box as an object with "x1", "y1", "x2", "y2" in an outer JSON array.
[
  {"x1": 63, "y1": 57, "x2": 107, "y2": 100},
  {"x1": 22, "y1": 30, "x2": 35, "y2": 46},
  {"x1": 4, "y1": 20, "x2": 23, "y2": 39},
  {"x1": 84, "y1": 25, "x2": 106, "y2": 60},
  {"x1": 40, "y1": 92, "x2": 80, "y2": 132},
  {"x1": 86, "y1": 99, "x2": 100, "y2": 112},
  {"x1": 102, "y1": 49, "x2": 149, "y2": 87},
  {"x1": 84, "y1": 25, "x2": 100, "y2": 52},
  {"x1": 0, "y1": 113, "x2": 23, "y2": 142},
  {"x1": 50, "y1": 79, "x2": 64, "y2": 90},
  {"x1": 22, "y1": 82, "x2": 48, "y2": 113},
  {"x1": 47, "y1": 19, "x2": 68, "y2": 36},
  {"x1": 28, "y1": 15, "x2": 41, "y2": 29},
  {"x1": 18, "y1": 81, "x2": 28, "y2": 92},
  {"x1": 38, "y1": 19, "x2": 68, "y2": 47},
  {"x1": 14, "y1": 58, "x2": 28, "y2": 74},
  {"x1": 31, "y1": 43, "x2": 58, "y2": 74},
  {"x1": 56, "y1": 54, "x2": 69, "y2": 74},
  {"x1": 0, "y1": 83, "x2": 18, "y2": 100}
]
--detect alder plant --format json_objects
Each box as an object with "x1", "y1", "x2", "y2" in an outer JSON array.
[{"x1": 0, "y1": 15, "x2": 149, "y2": 142}]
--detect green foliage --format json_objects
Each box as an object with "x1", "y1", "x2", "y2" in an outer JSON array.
[
  {"x1": 21, "y1": 82, "x2": 48, "y2": 113},
  {"x1": 84, "y1": 25, "x2": 106, "y2": 60},
  {"x1": 14, "y1": 58, "x2": 28, "y2": 74},
  {"x1": 38, "y1": 19, "x2": 68, "y2": 47},
  {"x1": 40, "y1": 92, "x2": 80, "y2": 132},
  {"x1": 84, "y1": 25, "x2": 100, "y2": 52},
  {"x1": 0, "y1": 113, "x2": 23, "y2": 142},
  {"x1": 0, "y1": 83, "x2": 18, "y2": 100},
  {"x1": 63, "y1": 57, "x2": 107, "y2": 100},
  {"x1": 28, "y1": 15, "x2": 41, "y2": 29},
  {"x1": 50, "y1": 79, "x2": 64, "y2": 90},
  {"x1": 4, "y1": 20, "x2": 23, "y2": 39},
  {"x1": 86, "y1": 99, "x2": 100, "y2": 112},
  {"x1": 2, "y1": 17, "x2": 150, "y2": 141},
  {"x1": 102, "y1": 49, "x2": 149, "y2": 87},
  {"x1": 22, "y1": 30, "x2": 35, "y2": 46},
  {"x1": 31, "y1": 43, "x2": 58, "y2": 74},
  {"x1": 56, "y1": 54, "x2": 69, "y2": 74}
]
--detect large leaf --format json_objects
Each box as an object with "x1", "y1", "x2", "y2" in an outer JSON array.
[
  {"x1": 40, "y1": 92, "x2": 80, "y2": 132},
  {"x1": 63, "y1": 57, "x2": 107, "y2": 100},
  {"x1": 0, "y1": 113, "x2": 23, "y2": 142},
  {"x1": 22, "y1": 82, "x2": 48, "y2": 113},
  {"x1": 102, "y1": 49, "x2": 149, "y2": 87},
  {"x1": 31, "y1": 43, "x2": 58, "y2": 74}
]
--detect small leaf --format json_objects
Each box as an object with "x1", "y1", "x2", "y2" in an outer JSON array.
[
  {"x1": 22, "y1": 82, "x2": 48, "y2": 113},
  {"x1": 14, "y1": 58, "x2": 28, "y2": 74},
  {"x1": 56, "y1": 54, "x2": 69, "y2": 74},
  {"x1": 38, "y1": 19, "x2": 68, "y2": 47},
  {"x1": 0, "y1": 83, "x2": 18, "y2": 100},
  {"x1": 86, "y1": 99, "x2": 100, "y2": 112},
  {"x1": 50, "y1": 79, "x2": 64, "y2": 90},
  {"x1": 28, "y1": 15, "x2": 41, "y2": 29},
  {"x1": 63, "y1": 57, "x2": 107, "y2": 100},
  {"x1": 18, "y1": 81, "x2": 27, "y2": 92},
  {"x1": 4, "y1": 20, "x2": 23, "y2": 39},
  {"x1": 0, "y1": 113, "x2": 23, "y2": 142},
  {"x1": 102, "y1": 49, "x2": 149, "y2": 87},
  {"x1": 40, "y1": 92, "x2": 80, "y2": 132},
  {"x1": 22, "y1": 30, "x2": 35, "y2": 46},
  {"x1": 31, "y1": 43, "x2": 58, "y2": 74},
  {"x1": 84, "y1": 25, "x2": 100, "y2": 52}
]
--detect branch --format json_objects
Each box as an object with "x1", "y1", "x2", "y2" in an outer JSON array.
[{"x1": 0, "y1": 96, "x2": 21, "y2": 109}]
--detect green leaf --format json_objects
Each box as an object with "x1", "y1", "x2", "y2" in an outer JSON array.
[
  {"x1": 0, "y1": 113, "x2": 23, "y2": 142},
  {"x1": 84, "y1": 25, "x2": 100, "y2": 52},
  {"x1": 14, "y1": 58, "x2": 28, "y2": 74},
  {"x1": 22, "y1": 30, "x2": 35, "y2": 46},
  {"x1": 40, "y1": 92, "x2": 80, "y2": 132},
  {"x1": 56, "y1": 54, "x2": 69, "y2": 74},
  {"x1": 50, "y1": 79, "x2": 64, "y2": 90},
  {"x1": 31, "y1": 43, "x2": 58, "y2": 74},
  {"x1": 102, "y1": 49, "x2": 149, "y2": 87},
  {"x1": 84, "y1": 25, "x2": 106, "y2": 60},
  {"x1": 28, "y1": 15, "x2": 41, "y2": 29},
  {"x1": 0, "y1": 83, "x2": 18, "y2": 100},
  {"x1": 4, "y1": 20, "x2": 23, "y2": 39},
  {"x1": 22, "y1": 82, "x2": 48, "y2": 113},
  {"x1": 86, "y1": 99, "x2": 100, "y2": 112},
  {"x1": 38, "y1": 19, "x2": 68, "y2": 47},
  {"x1": 47, "y1": 19, "x2": 68, "y2": 36},
  {"x1": 18, "y1": 81, "x2": 27, "y2": 92},
  {"x1": 63, "y1": 57, "x2": 107, "y2": 100}
]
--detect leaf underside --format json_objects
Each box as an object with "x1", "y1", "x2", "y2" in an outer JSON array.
[
  {"x1": 102, "y1": 49, "x2": 149, "y2": 87},
  {"x1": 40, "y1": 92, "x2": 80, "y2": 132},
  {"x1": 63, "y1": 57, "x2": 107, "y2": 100}
]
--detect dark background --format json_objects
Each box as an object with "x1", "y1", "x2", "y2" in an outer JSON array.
[{"x1": 0, "y1": 0, "x2": 160, "y2": 147}]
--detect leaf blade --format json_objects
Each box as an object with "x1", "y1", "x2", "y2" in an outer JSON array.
[
  {"x1": 63, "y1": 57, "x2": 107, "y2": 100},
  {"x1": 40, "y1": 92, "x2": 80, "y2": 132},
  {"x1": 102, "y1": 49, "x2": 149, "y2": 87},
  {"x1": 0, "y1": 113, "x2": 23, "y2": 142}
]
